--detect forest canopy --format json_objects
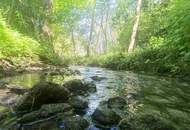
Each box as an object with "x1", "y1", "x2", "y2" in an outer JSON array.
[{"x1": 0, "y1": 0, "x2": 190, "y2": 77}]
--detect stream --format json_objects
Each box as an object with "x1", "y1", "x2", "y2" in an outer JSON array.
[{"x1": 0, "y1": 66, "x2": 190, "y2": 130}]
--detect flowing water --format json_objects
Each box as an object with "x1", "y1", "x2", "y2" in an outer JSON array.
[{"x1": 0, "y1": 66, "x2": 190, "y2": 130}]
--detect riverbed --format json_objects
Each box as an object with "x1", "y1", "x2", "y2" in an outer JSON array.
[{"x1": 0, "y1": 66, "x2": 190, "y2": 130}]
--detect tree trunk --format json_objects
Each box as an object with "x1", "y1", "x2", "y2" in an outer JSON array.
[
  {"x1": 71, "y1": 31, "x2": 76, "y2": 54},
  {"x1": 87, "y1": 0, "x2": 96, "y2": 57},
  {"x1": 95, "y1": 15, "x2": 103, "y2": 54},
  {"x1": 103, "y1": 5, "x2": 109, "y2": 54},
  {"x1": 128, "y1": 0, "x2": 142, "y2": 53}
]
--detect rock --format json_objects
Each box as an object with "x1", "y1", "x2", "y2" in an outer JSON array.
[
  {"x1": 118, "y1": 114, "x2": 175, "y2": 130},
  {"x1": 17, "y1": 111, "x2": 40, "y2": 124},
  {"x1": 63, "y1": 79, "x2": 96, "y2": 95},
  {"x1": 63, "y1": 79, "x2": 85, "y2": 95},
  {"x1": 39, "y1": 103, "x2": 72, "y2": 118},
  {"x1": 68, "y1": 96, "x2": 88, "y2": 109},
  {"x1": 107, "y1": 97, "x2": 127, "y2": 109},
  {"x1": 18, "y1": 103, "x2": 72, "y2": 124},
  {"x1": 91, "y1": 76, "x2": 107, "y2": 81},
  {"x1": 92, "y1": 104, "x2": 121, "y2": 126},
  {"x1": 59, "y1": 115, "x2": 89, "y2": 130},
  {"x1": 15, "y1": 82, "x2": 70, "y2": 112},
  {"x1": 84, "y1": 81, "x2": 97, "y2": 93}
]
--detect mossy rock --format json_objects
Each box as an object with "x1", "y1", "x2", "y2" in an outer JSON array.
[{"x1": 15, "y1": 82, "x2": 70, "y2": 112}]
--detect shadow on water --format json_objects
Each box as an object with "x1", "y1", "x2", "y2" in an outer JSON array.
[{"x1": 0, "y1": 66, "x2": 190, "y2": 129}]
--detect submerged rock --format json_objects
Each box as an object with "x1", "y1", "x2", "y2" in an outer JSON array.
[
  {"x1": 107, "y1": 97, "x2": 127, "y2": 109},
  {"x1": 118, "y1": 114, "x2": 176, "y2": 130},
  {"x1": 15, "y1": 82, "x2": 70, "y2": 112},
  {"x1": 63, "y1": 79, "x2": 96, "y2": 95}
]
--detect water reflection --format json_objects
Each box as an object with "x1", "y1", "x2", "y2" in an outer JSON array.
[{"x1": 1, "y1": 73, "x2": 77, "y2": 88}]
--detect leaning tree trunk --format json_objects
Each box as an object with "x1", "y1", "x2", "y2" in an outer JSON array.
[{"x1": 128, "y1": 0, "x2": 142, "y2": 53}]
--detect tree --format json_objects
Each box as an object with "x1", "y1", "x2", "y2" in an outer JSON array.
[
  {"x1": 87, "y1": 0, "x2": 96, "y2": 57},
  {"x1": 128, "y1": 0, "x2": 142, "y2": 52}
]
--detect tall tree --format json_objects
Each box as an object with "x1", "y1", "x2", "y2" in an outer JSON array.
[
  {"x1": 87, "y1": 0, "x2": 96, "y2": 57},
  {"x1": 128, "y1": 0, "x2": 142, "y2": 52}
]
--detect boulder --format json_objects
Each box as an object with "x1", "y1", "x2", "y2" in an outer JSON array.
[
  {"x1": 15, "y1": 82, "x2": 70, "y2": 112},
  {"x1": 68, "y1": 96, "x2": 88, "y2": 109},
  {"x1": 63, "y1": 79, "x2": 96, "y2": 95},
  {"x1": 107, "y1": 97, "x2": 127, "y2": 109},
  {"x1": 59, "y1": 115, "x2": 89, "y2": 130},
  {"x1": 92, "y1": 104, "x2": 121, "y2": 126}
]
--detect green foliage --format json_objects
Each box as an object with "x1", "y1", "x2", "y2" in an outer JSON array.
[
  {"x1": 0, "y1": 14, "x2": 39, "y2": 60},
  {"x1": 167, "y1": 0, "x2": 190, "y2": 49},
  {"x1": 94, "y1": 45, "x2": 190, "y2": 77},
  {"x1": 0, "y1": 0, "x2": 45, "y2": 39},
  {"x1": 38, "y1": 44, "x2": 67, "y2": 65},
  {"x1": 91, "y1": 0, "x2": 190, "y2": 78}
]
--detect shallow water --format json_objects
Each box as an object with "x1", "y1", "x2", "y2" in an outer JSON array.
[{"x1": 0, "y1": 66, "x2": 190, "y2": 129}]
